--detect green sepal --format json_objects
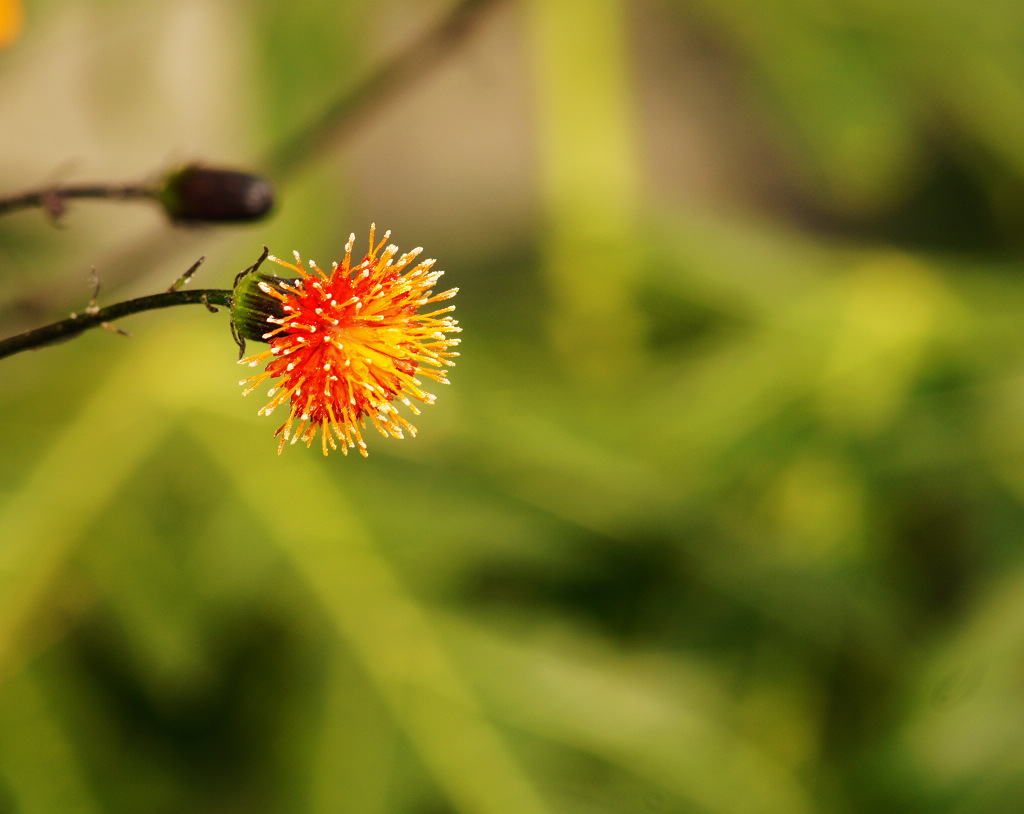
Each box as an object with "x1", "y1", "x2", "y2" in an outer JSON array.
[{"x1": 230, "y1": 272, "x2": 297, "y2": 344}]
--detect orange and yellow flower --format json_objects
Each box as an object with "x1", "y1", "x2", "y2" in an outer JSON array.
[{"x1": 237, "y1": 226, "x2": 459, "y2": 456}]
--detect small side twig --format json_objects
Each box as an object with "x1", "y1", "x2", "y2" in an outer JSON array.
[
  {"x1": 168, "y1": 256, "x2": 206, "y2": 292},
  {"x1": 84, "y1": 268, "x2": 131, "y2": 337}
]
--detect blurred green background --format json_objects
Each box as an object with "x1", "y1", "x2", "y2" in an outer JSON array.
[{"x1": 3, "y1": 0, "x2": 1024, "y2": 811}]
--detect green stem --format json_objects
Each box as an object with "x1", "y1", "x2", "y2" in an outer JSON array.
[{"x1": 0, "y1": 289, "x2": 232, "y2": 360}]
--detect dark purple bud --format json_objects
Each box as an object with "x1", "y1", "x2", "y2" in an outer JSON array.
[{"x1": 161, "y1": 165, "x2": 274, "y2": 223}]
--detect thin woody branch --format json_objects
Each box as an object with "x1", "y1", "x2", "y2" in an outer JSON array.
[
  {"x1": 268, "y1": 0, "x2": 506, "y2": 178},
  {"x1": 0, "y1": 182, "x2": 157, "y2": 219}
]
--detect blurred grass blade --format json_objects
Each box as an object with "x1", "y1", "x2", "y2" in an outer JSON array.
[
  {"x1": 0, "y1": 344, "x2": 173, "y2": 682},
  {"x1": 447, "y1": 617, "x2": 817, "y2": 814},
  {"x1": 526, "y1": 0, "x2": 643, "y2": 373},
  {"x1": 188, "y1": 420, "x2": 553, "y2": 814}
]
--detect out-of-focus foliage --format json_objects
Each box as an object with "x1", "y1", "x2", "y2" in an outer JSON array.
[{"x1": 3, "y1": 0, "x2": 1024, "y2": 812}]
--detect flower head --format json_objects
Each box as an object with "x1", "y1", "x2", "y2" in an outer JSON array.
[{"x1": 236, "y1": 225, "x2": 460, "y2": 456}]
